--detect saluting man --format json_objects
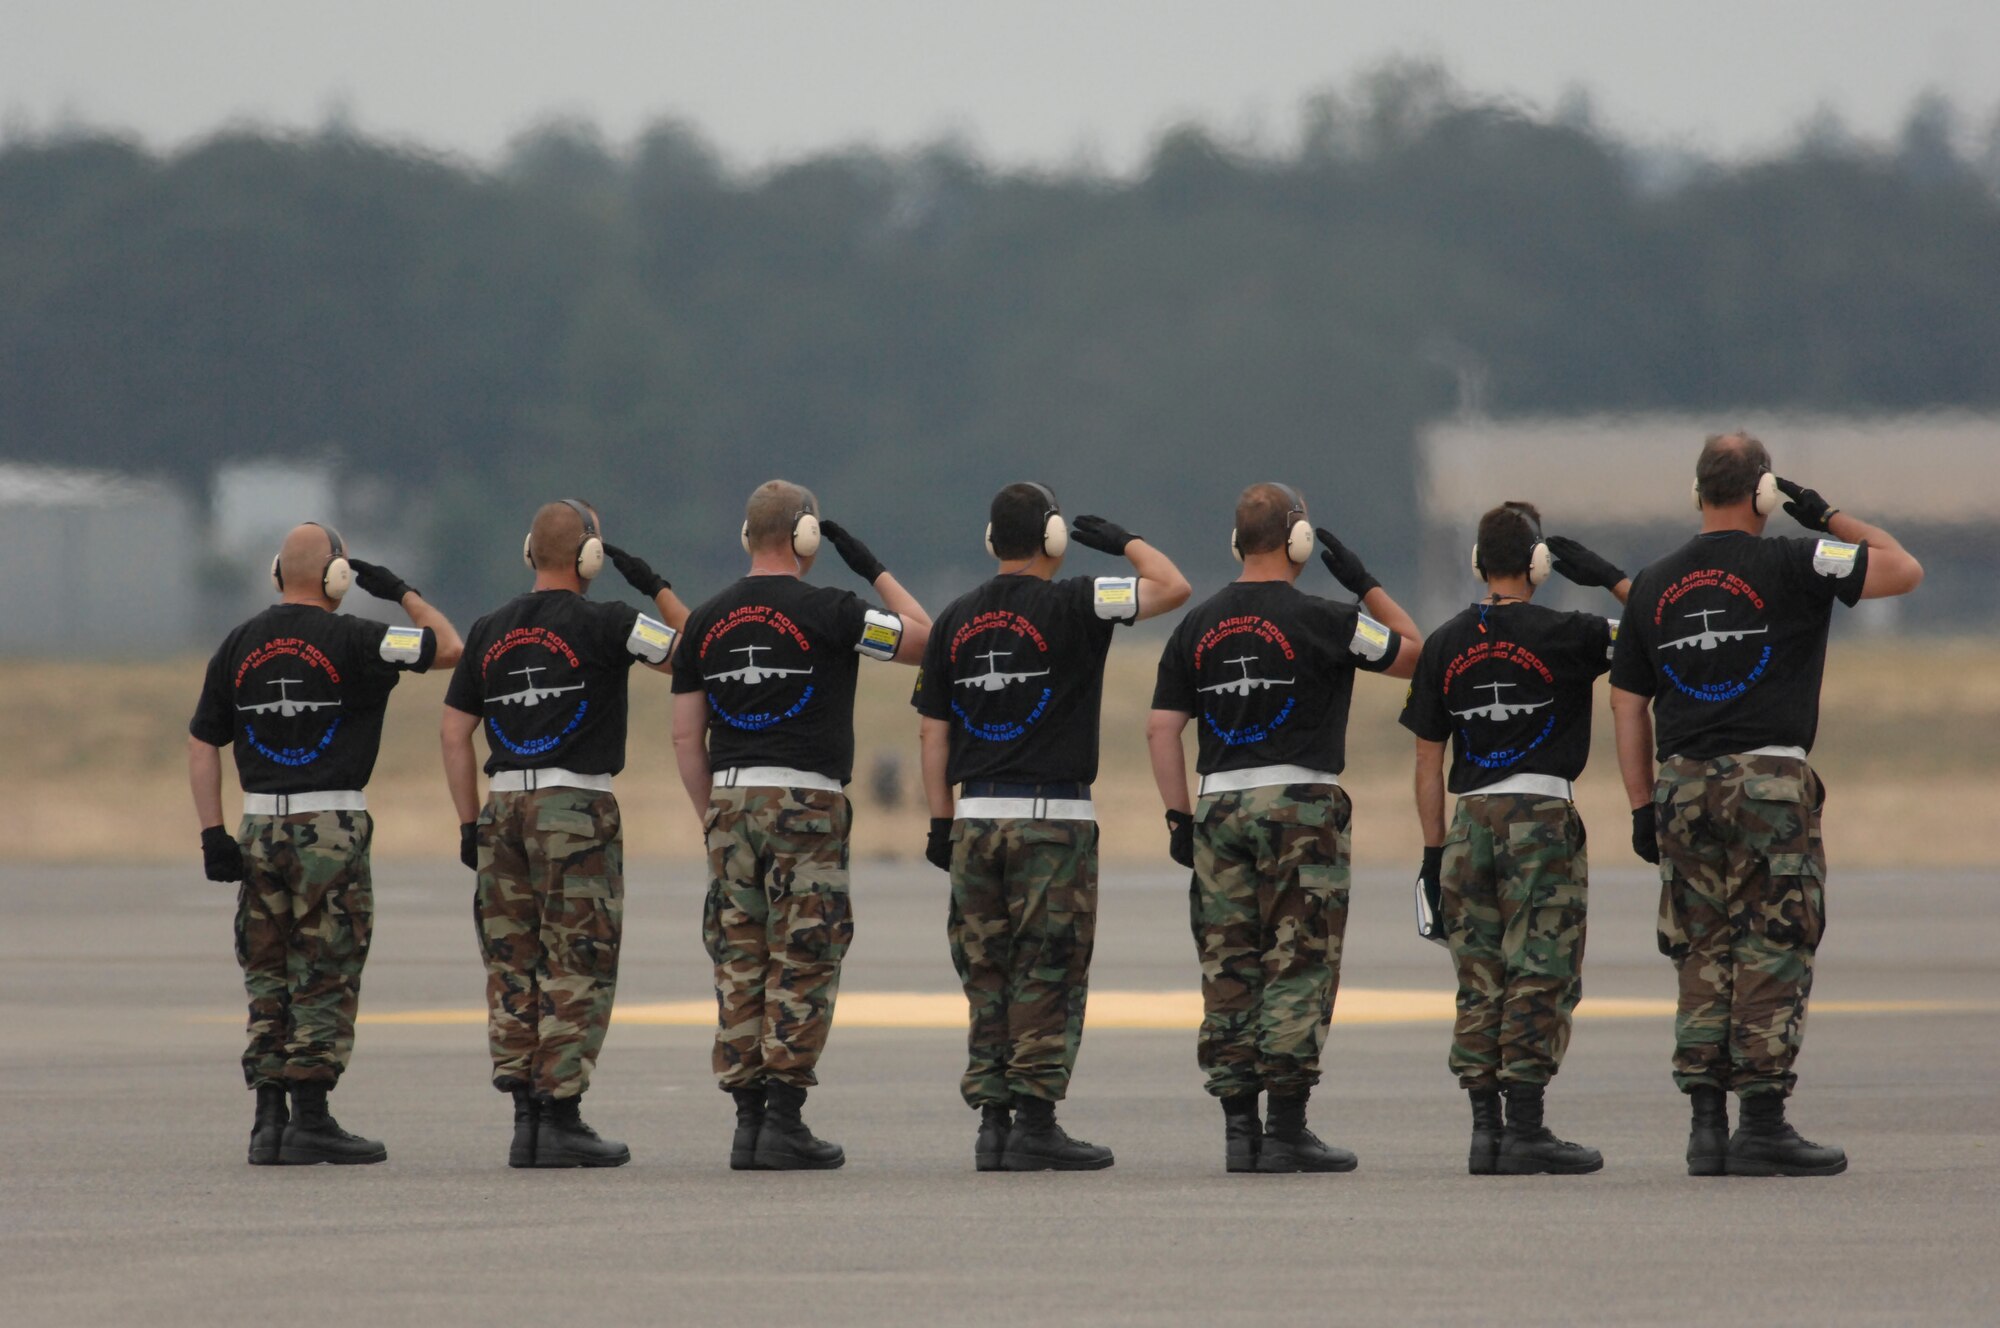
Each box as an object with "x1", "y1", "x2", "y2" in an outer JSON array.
[
  {"x1": 189, "y1": 522, "x2": 462, "y2": 1165},
  {"x1": 1611, "y1": 434, "x2": 1922, "y2": 1177},
  {"x1": 1399, "y1": 501, "x2": 1629, "y2": 1175},
  {"x1": 441, "y1": 500, "x2": 687, "y2": 1168},
  {"x1": 1147, "y1": 484, "x2": 1419, "y2": 1173},
  {"x1": 912, "y1": 483, "x2": 1190, "y2": 1171},
  {"x1": 671, "y1": 480, "x2": 930, "y2": 1171}
]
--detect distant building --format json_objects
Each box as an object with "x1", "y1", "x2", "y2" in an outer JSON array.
[
  {"x1": 1416, "y1": 413, "x2": 2000, "y2": 631},
  {"x1": 0, "y1": 464, "x2": 199, "y2": 655}
]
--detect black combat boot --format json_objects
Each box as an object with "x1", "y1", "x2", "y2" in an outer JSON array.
[
  {"x1": 508, "y1": 1087, "x2": 539, "y2": 1169},
  {"x1": 279, "y1": 1083, "x2": 387, "y2": 1165},
  {"x1": 755, "y1": 1081, "x2": 845, "y2": 1170},
  {"x1": 1467, "y1": 1088, "x2": 1503, "y2": 1176},
  {"x1": 1003, "y1": 1095, "x2": 1115, "y2": 1171},
  {"x1": 247, "y1": 1083, "x2": 288, "y2": 1166},
  {"x1": 1221, "y1": 1093, "x2": 1261, "y2": 1174},
  {"x1": 1726, "y1": 1093, "x2": 1847, "y2": 1177},
  {"x1": 1496, "y1": 1083, "x2": 1601, "y2": 1175},
  {"x1": 975, "y1": 1103, "x2": 1012, "y2": 1173},
  {"x1": 1686, "y1": 1084, "x2": 1728, "y2": 1177},
  {"x1": 729, "y1": 1084, "x2": 768, "y2": 1171},
  {"x1": 534, "y1": 1094, "x2": 630, "y2": 1168},
  {"x1": 1256, "y1": 1092, "x2": 1357, "y2": 1173}
]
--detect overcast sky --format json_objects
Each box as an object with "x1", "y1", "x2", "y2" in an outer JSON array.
[{"x1": 4, "y1": 1, "x2": 1996, "y2": 172}]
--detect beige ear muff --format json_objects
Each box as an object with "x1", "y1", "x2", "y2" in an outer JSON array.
[
  {"x1": 322, "y1": 554, "x2": 352, "y2": 599},
  {"x1": 1753, "y1": 470, "x2": 1780, "y2": 517},
  {"x1": 741, "y1": 521, "x2": 752, "y2": 553},
  {"x1": 270, "y1": 553, "x2": 285, "y2": 594},
  {"x1": 1286, "y1": 518, "x2": 1314, "y2": 565},
  {"x1": 1470, "y1": 542, "x2": 1483, "y2": 579},
  {"x1": 792, "y1": 511, "x2": 822, "y2": 560},
  {"x1": 984, "y1": 522, "x2": 998, "y2": 559},
  {"x1": 524, "y1": 531, "x2": 537, "y2": 569},
  {"x1": 1527, "y1": 540, "x2": 1553, "y2": 588},
  {"x1": 1042, "y1": 511, "x2": 1067, "y2": 559},
  {"x1": 1692, "y1": 478, "x2": 1704, "y2": 512},
  {"x1": 575, "y1": 534, "x2": 604, "y2": 580},
  {"x1": 1231, "y1": 528, "x2": 1244, "y2": 563}
]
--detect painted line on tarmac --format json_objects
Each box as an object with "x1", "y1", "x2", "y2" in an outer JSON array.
[{"x1": 331, "y1": 991, "x2": 1987, "y2": 1031}]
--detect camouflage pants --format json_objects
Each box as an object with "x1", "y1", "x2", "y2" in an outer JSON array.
[
  {"x1": 1190, "y1": 785, "x2": 1353, "y2": 1099},
  {"x1": 1655, "y1": 755, "x2": 1827, "y2": 1098},
  {"x1": 948, "y1": 817, "x2": 1098, "y2": 1107},
  {"x1": 1441, "y1": 794, "x2": 1588, "y2": 1089},
  {"x1": 702, "y1": 787, "x2": 854, "y2": 1091},
  {"x1": 474, "y1": 788, "x2": 623, "y2": 1100},
  {"x1": 235, "y1": 810, "x2": 374, "y2": 1088}
]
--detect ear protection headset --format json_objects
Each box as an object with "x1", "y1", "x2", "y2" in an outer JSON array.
[
  {"x1": 740, "y1": 494, "x2": 823, "y2": 560},
  {"x1": 271, "y1": 522, "x2": 352, "y2": 599},
  {"x1": 985, "y1": 482, "x2": 1068, "y2": 560},
  {"x1": 523, "y1": 498, "x2": 605, "y2": 579},
  {"x1": 1231, "y1": 482, "x2": 1314, "y2": 564},
  {"x1": 1692, "y1": 469, "x2": 1781, "y2": 516},
  {"x1": 1471, "y1": 506, "x2": 1553, "y2": 587}
]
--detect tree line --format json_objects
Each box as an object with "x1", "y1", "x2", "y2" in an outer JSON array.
[{"x1": 4, "y1": 64, "x2": 1997, "y2": 610}]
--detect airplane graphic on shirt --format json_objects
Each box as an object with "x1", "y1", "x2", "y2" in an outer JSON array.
[
  {"x1": 1450, "y1": 681, "x2": 1554, "y2": 723},
  {"x1": 956, "y1": 648, "x2": 1051, "y2": 692},
  {"x1": 710, "y1": 644, "x2": 813, "y2": 686},
  {"x1": 237, "y1": 678, "x2": 341, "y2": 717},
  {"x1": 1660, "y1": 608, "x2": 1770, "y2": 653},
  {"x1": 1199, "y1": 655, "x2": 1296, "y2": 697},
  {"x1": 486, "y1": 665, "x2": 587, "y2": 707}
]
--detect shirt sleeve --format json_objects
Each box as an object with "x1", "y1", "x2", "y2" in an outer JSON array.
[
  {"x1": 1608, "y1": 582, "x2": 1657, "y2": 697},
  {"x1": 1786, "y1": 535, "x2": 1870, "y2": 609},
  {"x1": 442, "y1": 641, "x2": 485, "y2": 715},
  {"x1": 1397, "y1": 636, "x2": 1451, "y2": 742},
  {"x1": 1149, "y1": 625, "x2": 1197, "y2": 714},
  {"x1": 912, "y1": 610, "x2": 953, "y2": 719},
  {"x1": 1336, "y1": 601, "x2": 1401, "y2": 674},
  {"x1": 188, "y1": 642, "x2": 235, "y2": 746}
]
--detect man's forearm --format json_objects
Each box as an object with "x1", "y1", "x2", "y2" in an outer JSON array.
[
  {"x1": 1608, "y1": 578, "x2": 1632, "y2": 607},
  {"x1": 1827, "y1": 510, "x2": 1900, "y2": 554},
  {"x1": 403, "y1": 592, "x2": 464, "y2": 668},
  {"x1": 1414, "y1": 743, "x2": 1447, "y2": 847},
  {"x1": 188, "y1": 738, "x2": 226, "y2": 829},
  {"x1": 1146, "y1": 713, "x2": 1193, "y2": 814},
  {"x1": 440, "y1": 734, "x2": 481, "y2": 824},
  {"x1": 1610, "y1": 691, "x2": 1657, "y2": 810},
  {"x1": 653, "y1": 587, "x2": 692, "y2": 632},
  {"x1": 920, "y1": 718, "x2": 954, "y2": 819},
  {"x1": 872, "y1": 571, "x2": 930, "y2": 630},
  {"x1": 1361, "y1": 586, "x2": 1420, "y2": 644}
]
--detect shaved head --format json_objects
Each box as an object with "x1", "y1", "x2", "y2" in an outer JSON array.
[
  {"x1": 745, "y1": 479, "x2": 816, "y2": 554},
  {"x1": 1234, "y1": 482, "x2": 1305, "y2": 557},
  {"x1": 529, "y1": 500, "x2": 598, "y2": 572},
  {"x1": 276, "y1": 523, "x2": 340, "y2": 595}
]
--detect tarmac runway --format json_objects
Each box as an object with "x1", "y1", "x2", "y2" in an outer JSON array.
[{"x1": 3, "y1": 858, "x2": 1996, "y2": 1325}]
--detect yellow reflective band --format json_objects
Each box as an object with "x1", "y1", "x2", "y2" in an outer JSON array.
[{"x1": 632, "y1": 618, "x2": 676, "y2": 649}]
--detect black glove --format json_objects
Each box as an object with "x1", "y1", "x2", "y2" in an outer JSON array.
[
  {"x1": 1547, "y1": 536, "x2": 1627, "y2": 590},
  {"x1": 1313, "y1": 527, "x2": 1381, "y2": 598},
  {"x1": 925, "y1": 817, "x2": 953, "y2": 872},
  {"x1": 1071, "y1": 515, "x2": 1138, "y2": 555},
  {"x1": 1415, "y1": 846, "x2": 1446, "y2": 945},
  {"x1": 1166, "y1": 809, "x2": 1194, "y2": 868},
  {"x1": 347, "y1": 558, "x2": 414, "y2": 603},
  {"x1": 1774, "y1": 477, "x2": 1838, "y2": 532},
  {"x1": 201, "y1": 826, "x2": 244, "y2": 883},
  {"x1": 1630, "y1": 806, "x2": 1660, "y2": 865},
  {"x1": 602, "y1": 542, "x2": 669, "y2": 599},
  {"x1": 819, "y1": 520, "x2": 887, "y2": 584},
  {"x1": 460, "y1": 822, "x2": 479, "y2": 872}
]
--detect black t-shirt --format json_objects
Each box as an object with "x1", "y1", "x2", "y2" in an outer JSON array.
[
  {"x1": 1151, "y1": 580, "x2": 1401, "y2": 777},
  {"x1": 1610, "y1": 531, "x2": 1869, "y2": 760},
  {"x1": 445, "y1": 590, "x2": 665, "y2": 776},
  {"x1": 672, "y1": 575, "x2": 906, "y2": 785},
  {"x1": 190, "y1": 604, "x2": 436, "y2": 793},
  {"x1": 910, "y1": 573, "x2": 1140, "y2": 786},
  {"x1": 1399, "y1": 601, "x2": 1613, "y2": 792}
]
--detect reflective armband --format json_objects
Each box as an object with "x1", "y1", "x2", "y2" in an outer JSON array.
[
  {"x1": 379, "y1": 625, "x2": 425, "y2": 666},
  {"x1": 626, "y1": 613, "x2": 678, "y2": 665},
  {"x1": 1092, "y1": 576, "x2": 1139, "y2": 622},
  {"x1": 1605, "y1": 618, "x2": 1620, "y2": 663},
  {"x1": 1812, "y1": 539, "x2": 1861, "y2": 579},
  {"x1": 1350, "y1": 612, "x2": 1391, "y2": 662},
  {"x1": 856, "y1": 609, "x2": 903, "y2": 661}
]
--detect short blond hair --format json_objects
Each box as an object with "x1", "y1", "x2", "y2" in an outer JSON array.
[{"x1": 745, "y1": 480, "x2": 817, "y2": 552}]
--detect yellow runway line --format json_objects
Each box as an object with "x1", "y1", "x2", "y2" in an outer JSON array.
[{"x1": 344, "y1": 991, "x2": 1988, "y2": 1031}]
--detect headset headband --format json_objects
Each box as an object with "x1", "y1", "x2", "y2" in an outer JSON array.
[{"x1": 559, "y1": 498, "x2": 597, "y2": 538}]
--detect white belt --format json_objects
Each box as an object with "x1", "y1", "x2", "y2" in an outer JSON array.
[
  {"x1": 1198, "y1": 764, "x2": 1341, "y2": 796},
  {"x1": 1462, "y1": 773, "x2": 1573, "y2": 801},
  {"x1": 243, "y1": 790, "x2": 366, "y2": 815},
  {"x1": 489, "y1": 767, "x2": 614, "y2": 794},
  {"x1": 955, "y1": 797, "x2": 1096, "y2": 821},
  {"x1": 1742, "y1": 745, "x2": 1807, "y2": 761},
  {"x1": 713, "y1": 766, "x2": 844, "y2": 794}
]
